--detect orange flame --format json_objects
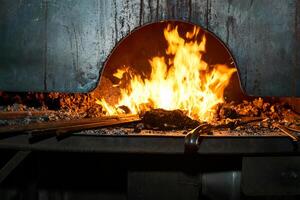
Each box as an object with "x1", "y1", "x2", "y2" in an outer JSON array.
[{"x1": 97, "y1": 25, "x2": 236, "y2": 122}]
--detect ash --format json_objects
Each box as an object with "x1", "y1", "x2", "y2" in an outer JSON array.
[
  {"x1": 80, "y1": 128, "x2": 130, "y2": 136},
  {"x1": 75, "y1": 127, "x2": 186, "y2": 137},
  {"x1": 0, "y1": 116, "x2": 48, "y2": 127},
  {"x1": 213, "y1": 128, "x2": 284, "y2": 137}
]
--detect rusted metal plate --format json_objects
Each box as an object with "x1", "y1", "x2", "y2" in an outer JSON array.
[
  {"x1": 0, "y1": 0, "x2": 47, "y2": 91},
  {"x1": 208, "y1": 0, "x2": 299, "y2": 96},
  {"x1": 0, "y1": 0, "x2": 299, "y2": 96}
]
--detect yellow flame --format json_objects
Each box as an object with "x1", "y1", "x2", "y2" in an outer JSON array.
[
  {"x1": 113, "y1": 66, "x2": 130, "y2": 79},
  {"x1": 97, "y1": 25, "x2": 236, "y2": 122}
]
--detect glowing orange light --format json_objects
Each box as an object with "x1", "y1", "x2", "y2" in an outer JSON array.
[{"x1": 97, "y1": 25, "x2": 236, "y2": 122}]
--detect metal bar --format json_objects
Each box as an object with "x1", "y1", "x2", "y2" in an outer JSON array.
[
  {"x1": 0, "y1": 114, "x2": 140, "y2": 134},
  {"x1": 0, "y1": 150, "x2": 31, "y2": 183},
  {"x1": 274, "y1": 124, "x2": 299, "y2": 142},
  {"x1": 0, "y1": 134, "x2": 298, "y2": 155},
  {"x1": 27, "y1": 115, "x2": 141, "y2": 143},
  {"x1": 285, "y1": 126, "x2": 300, "y2": 133}
]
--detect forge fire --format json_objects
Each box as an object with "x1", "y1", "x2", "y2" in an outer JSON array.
[{"x1": 97, "y1": 25, "x2": 236, "y2": 122}]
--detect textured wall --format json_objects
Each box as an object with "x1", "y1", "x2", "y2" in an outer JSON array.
[{"x1": 0, "y1": 0, "x2": 299, "y2": 96}]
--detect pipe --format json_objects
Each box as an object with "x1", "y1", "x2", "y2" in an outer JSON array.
[{"x1": 201, "y1": 171, "x2": 241, "y2": 200}]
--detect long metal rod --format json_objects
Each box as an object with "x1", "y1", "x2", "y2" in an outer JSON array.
[
  {"x1": 0, "y1": 150, "x2": 31, "y2": 183},
  {"x1": 275, "y1": 124, "x2": 299, "y2": 142},
  {"x1": 0, "y1": 114, "x2": 140, "y2": 134},
  {"x1": 285, "y1": 126, "x2": 300, "y2": 134},
  {"x1": 27, "y1": 115, "x2": 141, "y2": 143}
]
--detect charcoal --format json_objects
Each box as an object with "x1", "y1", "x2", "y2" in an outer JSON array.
[
  {"x1": 141, "y1": 109, "x2": 200, "y2": 130},
  {"x1": 134, "y1": 123, "x2": 144, "y2": 133},
  {"x1": 118, "y1": 105, "x2": 131, "y2": 114},
  {"x1": 219, "y1": 105, "x2": 238, "y2": 119},
  {"x1": 253, "y1": 97, "x2": 264, "y2": 109}
]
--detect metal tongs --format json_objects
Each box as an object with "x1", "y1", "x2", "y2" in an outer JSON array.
[
  {"x1": 184, "y1": 117, "x2": 265, "y2": 153},
  {"x1": 184, "y1": 123, "x2": 211, "y2": 153}
]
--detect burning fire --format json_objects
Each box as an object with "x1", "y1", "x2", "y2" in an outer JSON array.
[{"x1": 97, "y1": 25, "x2": 236, "y2": 122}]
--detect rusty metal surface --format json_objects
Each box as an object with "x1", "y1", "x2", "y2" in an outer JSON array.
[
  {"x1": 208, "y1": 0, "x2": 300, "y2": 96},
  {"x1": 0, "y1": 0, "x2": 299, "y2": 96}
]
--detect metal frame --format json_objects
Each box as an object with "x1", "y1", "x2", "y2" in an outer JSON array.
[{"x1": 0, "y1": 134, "x2": 299, "y2": 155}]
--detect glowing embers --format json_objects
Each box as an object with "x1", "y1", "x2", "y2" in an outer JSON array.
[{"x1": 97, "y1": 25, "x2": 236, "y2": 122}]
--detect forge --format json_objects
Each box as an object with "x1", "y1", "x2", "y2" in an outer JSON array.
[
  {"x1": 0, "y1": 1, "x2": 300, "y2": 200},
  {"x1": 0, "y1": 21, "x2": 298, "y2": 140}
]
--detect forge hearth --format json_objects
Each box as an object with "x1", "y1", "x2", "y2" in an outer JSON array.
[
  {"x1": 0, "y1": 21, "x2": 300, "y2": 149},
  {"x1": 0, "y1": 21, "x2": 299, "y2": 143}
]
